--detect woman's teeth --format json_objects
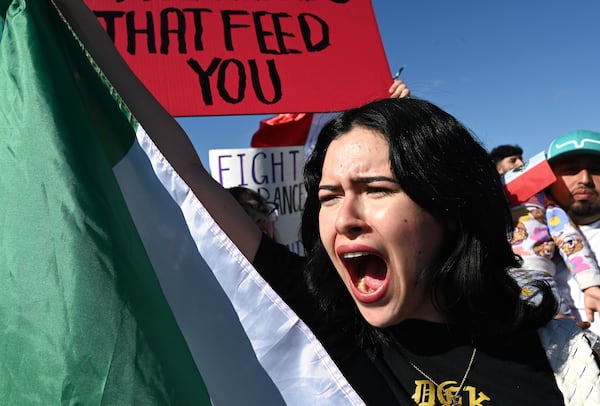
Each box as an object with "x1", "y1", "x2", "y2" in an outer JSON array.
[{"x1": 342, "y1": 252, "x2": 369, "y2": 259}]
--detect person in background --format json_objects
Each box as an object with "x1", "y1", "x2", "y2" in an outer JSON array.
[
  {"x1": 547, "y1": 130, "x2": 600, "y2": 337},
  {"x1": 489, "y1": 144, "x2": 524, "y2": 175},
  {"x1": 491, "y1": 144, "x2": 600, "y2": 336},
  {"x1": 228, "y1": 186, "x2": 307, "y2": 275},
  {"x1": 227, "y1": 186, "x2": 279, "y2": 240}
]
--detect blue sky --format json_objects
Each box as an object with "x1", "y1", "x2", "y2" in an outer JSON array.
[{"x1": 179, "y1": 1, "x2": 600, "y2": 166}]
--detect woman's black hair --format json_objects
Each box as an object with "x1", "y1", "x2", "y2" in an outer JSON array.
[{"x1": 301, "y1": 98, "x2": 556, "y2": 345}]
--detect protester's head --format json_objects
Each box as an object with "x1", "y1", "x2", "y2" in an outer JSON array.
[
  {"x1": 547, "y1": 130, "x2": 600, "y2": 225},
  {"x1": 302, "y1": 98, "x2": 555, "y2": 338},
  {"x1": 489, "y1": 144, "x2": 524, "y2": 175},
  {"x1": 228, "y1": 186, "x2": 278, "y2": 239}
]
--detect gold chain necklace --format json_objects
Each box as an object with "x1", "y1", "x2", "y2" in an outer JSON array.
[{"x1": 403, "y1": 347, "x2": 477, "y2": 406}]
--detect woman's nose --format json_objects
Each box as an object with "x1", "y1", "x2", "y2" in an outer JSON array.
[{"x1": 335, "y1": 196, "x2": 366, "y2": 237}]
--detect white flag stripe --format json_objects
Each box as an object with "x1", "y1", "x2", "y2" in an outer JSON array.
[
  {"x1": 114, "y1": 124, "x2": 364, "y2": 405},
  {"x1": 113, "y1": 132, "x2": 285, "y2": 405}
]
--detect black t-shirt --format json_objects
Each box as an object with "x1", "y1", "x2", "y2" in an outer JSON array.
[
  {"x1": 253, "y1": 235, "x2": 565, "y2": 405},
  {"x1": 376, "y1": 320, "x2": 565, "y2": 405}
]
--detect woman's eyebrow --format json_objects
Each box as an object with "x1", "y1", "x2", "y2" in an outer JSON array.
[
  {"x1": 318, "y1": 184, "x2": 340, "y2": 192},
  {"x1": 318, "y1": 176, "x2": 397, "y2": 191},
  {"x1": 355, "y1": 176, "x2": 397, "y2": 184}
]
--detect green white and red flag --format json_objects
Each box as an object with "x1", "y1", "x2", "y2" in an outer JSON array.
[{"x1": 0, "y1": 0, "x2": 363, "y2": 404}]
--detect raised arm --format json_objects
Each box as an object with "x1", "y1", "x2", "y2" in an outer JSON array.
[{"x1": 58, "y1": 0, "x2": 264, "y2": 261}]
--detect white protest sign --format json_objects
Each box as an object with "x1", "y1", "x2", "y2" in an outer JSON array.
[{"x1": 209, "y1": 146, "x2": 305, "y2": 255}]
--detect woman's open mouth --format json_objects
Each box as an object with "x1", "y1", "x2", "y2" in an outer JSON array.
[{"x1": 340, "y1": 251, "x2": 389, "y2": 303}]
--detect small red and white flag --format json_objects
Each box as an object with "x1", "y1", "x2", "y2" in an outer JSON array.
[{"x1": 502, "y1": 151, "x2": 556, "y2": 205}]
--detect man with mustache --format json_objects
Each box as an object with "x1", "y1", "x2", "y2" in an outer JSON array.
[{"x1": 548, "y1": 130, "x2": 600, "y2": 336}]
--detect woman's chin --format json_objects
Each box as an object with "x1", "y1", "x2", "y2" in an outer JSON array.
[{"x1": 356, "y1": 306, "x2": 402, "y2": 328}]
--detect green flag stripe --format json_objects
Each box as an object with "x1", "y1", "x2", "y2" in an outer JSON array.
[{"x1": 0, "y1": 0, "x2": 210, "y2": 403}]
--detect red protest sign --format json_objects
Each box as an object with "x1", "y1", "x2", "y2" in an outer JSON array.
[{"x1": 83, "y1": 0, "x2": 391, "y2": 117}]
